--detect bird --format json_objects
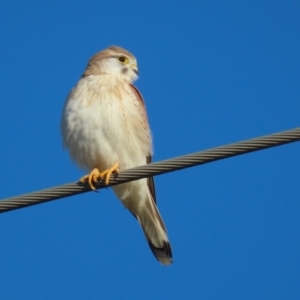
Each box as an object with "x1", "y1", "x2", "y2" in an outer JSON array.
[{"x1": 61, "y1": 46, "x2": 172, "y2": 265}]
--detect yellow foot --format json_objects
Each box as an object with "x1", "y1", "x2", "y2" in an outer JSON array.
[
  {"x1": 80, "y1": 163, "x2": 120, "y2": 190},
  {"x1": 98, "y1": 162, "x2": 120, "y2": 185}
]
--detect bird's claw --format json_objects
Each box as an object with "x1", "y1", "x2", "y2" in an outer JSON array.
[{"x1": 79, "y1": 163, "x2": 120, "y2": 190}]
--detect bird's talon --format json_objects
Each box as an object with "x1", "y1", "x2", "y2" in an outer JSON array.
[
  {"x1": 100, "y1": 163, "x2": 119, "y2": 185},
  {"x1": 79, "y1": 163, "x2": 119, "y2": 190},
  {"x1": 79, "y1": 168, "x2": 101, "y2": 190}
]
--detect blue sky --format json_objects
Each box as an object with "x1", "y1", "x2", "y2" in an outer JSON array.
[{"x1": 0, "y1": 1, "x2": 299, "y2": 299}]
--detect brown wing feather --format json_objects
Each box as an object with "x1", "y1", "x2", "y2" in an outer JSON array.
[
  {"x1": 130, "y1": 84, "x2": 146, "y2": 107},
  {"x1": 147, "y1": 156, "x2": 157, "y2": 204},
  {"x1": 130, "y1": 84, "x2": 157, "y2": 204}
]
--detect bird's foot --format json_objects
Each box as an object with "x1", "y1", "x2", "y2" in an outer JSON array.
[
  {"x1": 80, "y1": 168, "x2": 102, "y2": 190},
  {"x1": 98, "y1": 162, "x2": 120, "y2": 185},
  {"x1": 80, "y1": 163, "x2": 120, "y2": 190}
]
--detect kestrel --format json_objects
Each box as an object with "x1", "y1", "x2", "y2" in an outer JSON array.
[{"x1": 61, "y1": 46, "x2": 172, "y2": 265}]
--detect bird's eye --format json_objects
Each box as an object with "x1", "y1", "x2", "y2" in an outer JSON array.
[{"x1": 118, "y1": 56, "x2": 128, "y2": 63}]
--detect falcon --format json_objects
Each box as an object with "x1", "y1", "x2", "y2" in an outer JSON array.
[{"x1": 61, "y1": 46, "x2": 172, "y2": 265}]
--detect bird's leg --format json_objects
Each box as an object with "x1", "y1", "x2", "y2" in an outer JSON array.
[{"x1": 80, "y1": 163, "x2": 120, "y2": 190}]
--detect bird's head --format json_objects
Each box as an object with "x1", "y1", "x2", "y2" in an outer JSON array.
[{"x1": 83, "y1": 45, "x2": 139, "y2": 83}]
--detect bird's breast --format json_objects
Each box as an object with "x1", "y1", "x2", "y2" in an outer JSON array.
[{"x1": 61, "y1": 76, "x2": 152, "y2": 172}]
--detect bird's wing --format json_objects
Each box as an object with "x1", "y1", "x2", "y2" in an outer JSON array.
[{"x1": 130, "y1": 84, "x2": 157, "y2": 204}]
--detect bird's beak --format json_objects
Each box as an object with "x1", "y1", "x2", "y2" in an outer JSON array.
[{"x1": 131, "y1": 63, "x2": 139, "y2": 75}]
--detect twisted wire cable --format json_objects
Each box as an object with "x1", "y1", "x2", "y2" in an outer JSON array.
[{"x1": 1, "y1": 127, "x2": 299, "y2": 213}]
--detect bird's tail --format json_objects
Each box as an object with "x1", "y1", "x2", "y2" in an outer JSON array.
[{"x1": 136, "y1": 192, "x2": 172, "y2": 265}]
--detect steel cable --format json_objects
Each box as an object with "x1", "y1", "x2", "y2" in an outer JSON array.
[{"x1": 0, "y1": 127, "x2": 299, "y2": 213}]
